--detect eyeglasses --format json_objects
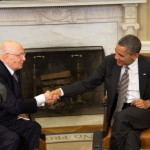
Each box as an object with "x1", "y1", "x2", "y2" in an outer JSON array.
[{"x1": 6, "y1": 52, "x2": 26, "y2": 58}]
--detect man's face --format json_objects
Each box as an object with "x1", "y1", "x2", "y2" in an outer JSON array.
[
  {"x1": 114, "y1": 44, "x2": 138, "y2": 66},
  {"x1": 4, "y1": 42, "x2": 26, "y2": 71}
]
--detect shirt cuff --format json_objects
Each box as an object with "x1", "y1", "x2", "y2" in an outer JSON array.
[
  {"x1": 60, "y1": 88, "x2": 64, "y2": 96},
  {"x1": 34, "y1": 94, "x2": 45, "y2": 106}
]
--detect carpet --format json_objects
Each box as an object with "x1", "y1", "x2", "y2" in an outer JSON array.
[
  {"x1": 46, "y1": 132, "x2": 93, "y2": 150},
  {"x1": 45, "y1": 131, "x2": 149, "y2": 150}
]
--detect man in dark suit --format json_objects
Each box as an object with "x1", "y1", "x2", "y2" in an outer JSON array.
[
  {"x1": 0, "y1": 41, "x2": 53, "y2": 150},
  {"x1": 49, "y1": 34, "x2": 150, "y2": 150}
]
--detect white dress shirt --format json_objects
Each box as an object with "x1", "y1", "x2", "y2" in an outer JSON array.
[{"x1": 119, "y1": 58, "x2": 140, "y2": 103}]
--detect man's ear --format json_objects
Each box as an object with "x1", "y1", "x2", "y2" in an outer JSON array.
[
  {"x1": 133, "y1": 53, "x2": 139, "y2": 60},
  {"x1": 2, "y1": 53, "x2": 8, "y2": 61}
]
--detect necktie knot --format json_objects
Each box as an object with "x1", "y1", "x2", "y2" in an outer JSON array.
[
  {"x1": 120, "y1": 66, "x2": 129, "y2": 80},
  {"x1": 125, "y1": 65, "x2": 129, "y2": 71}
]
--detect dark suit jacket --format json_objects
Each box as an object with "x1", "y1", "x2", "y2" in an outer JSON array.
[
  {"x1": 0, "y1": 61, "x2": 37, "y2": 127},
  {"x1": 62, "y1": 54, "x2": 150, "y2": 123}
]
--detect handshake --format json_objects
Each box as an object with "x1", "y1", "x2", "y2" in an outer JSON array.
[{"x1": 44, "y1": 88, "x2": 62, "y2": 104}]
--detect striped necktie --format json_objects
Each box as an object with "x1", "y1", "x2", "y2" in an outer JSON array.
[
  {"x1": 111, "y1": 66, "x2": 129, "y2": 125},
  {"x1": 115, "y1": 66, "x2": 129, "y2": 112}
]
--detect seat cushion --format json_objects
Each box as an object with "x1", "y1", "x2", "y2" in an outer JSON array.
[
  {"x1": 140, "y1": 128, "x2": 150, "y2": 149},
  {"x1": 102, "y1": 128, "x2": 150, "y2": 149}
]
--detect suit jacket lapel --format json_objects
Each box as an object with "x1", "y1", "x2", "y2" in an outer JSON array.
[
  {"x1": 138, "y1": 56, "x2": 148, "y2": 98},
  {"x1": 0, "y1": 61, "x2": 21, "y2": 98},
  {"x1": 111, "y1": 64, "x2": 121, "y2": 100}
]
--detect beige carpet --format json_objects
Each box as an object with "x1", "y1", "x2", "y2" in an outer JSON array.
[
  {"x1": 42, "y1": 124, "x2": 102, "y2": 150},
  {"x1": 43, "y1": 126, "x2": 149, "y2": 150},
  {"x1": 37, "y1": 115, "x2": 149, "y2": 150},
  {"x1": 46, "y1": 132, "x2": 93, "y2": 150}
]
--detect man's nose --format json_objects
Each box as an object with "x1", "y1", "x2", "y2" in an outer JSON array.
[
  {"x1": 114, "y1": 54, "x2": 119, "y2": 60},
  {"x1": 22, "y1": 55, "x2": 26, "y2": 61}
]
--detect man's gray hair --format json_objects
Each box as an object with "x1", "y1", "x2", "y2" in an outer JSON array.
[
  {"x1": 0, "y1": 41, "x2": 8, "y2": 56},
  {"x1": 118, "y1": 34, "x2": 141, "y2": 55}
]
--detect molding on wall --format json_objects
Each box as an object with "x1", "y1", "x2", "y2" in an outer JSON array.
[
  {"x1": 0, "y1": 0, "x2": 147, "y2": 54},
  {"x1": 0, "y1": 0, "x2": 147, "y2": 8},
  {"x1": 121, "y1": 3, "x2": 139, "y2": 35},
  {"x1": 141, "y1": 41, "x2": 150, "y2": 53},
  {"x1": 0, "y1": 6, "x2": 123, "y2": 26}
]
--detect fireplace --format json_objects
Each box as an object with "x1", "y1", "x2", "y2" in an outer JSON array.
[
  {"x1": 0, "y1": 0, "x2": 147, "y2": 117},
  {"x1": 21, "y1": 46, "x2": 105, "y2": 117}
]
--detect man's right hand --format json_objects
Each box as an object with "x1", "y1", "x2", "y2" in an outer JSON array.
[{"x1": 46, "y1": 89, "x2": 61, "y2": 104}]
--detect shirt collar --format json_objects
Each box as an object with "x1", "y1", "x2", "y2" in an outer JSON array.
[
  {"x1": 4, "y1": 64, "x2": 14, "y2": 75},
  {"x1": 122, "y1": 58, "x2": 138, "y2": 71},
  {"x1": 128, "y1": 58, "x2": 138, "y2": 71}
]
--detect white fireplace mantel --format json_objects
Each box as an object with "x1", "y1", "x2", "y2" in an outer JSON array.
[
  {"x1": 0, "y1": 0, "x2": 148, "y2": 55},
  {"x1": 0, "y1": 0, "x2": 146, "y2": 8}
]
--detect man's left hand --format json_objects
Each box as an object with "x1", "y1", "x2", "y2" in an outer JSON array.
[{"x1": 131, "y1": 99, "x2": 150, "y2": 109}]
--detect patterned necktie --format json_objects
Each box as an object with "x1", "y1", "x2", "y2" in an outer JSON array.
[
  {"x1": 115, "y1": 66, "x2": 129, "y2": 112},
  {"x1": 111, "y1": 66, "x2": 129, "y2": 125}
]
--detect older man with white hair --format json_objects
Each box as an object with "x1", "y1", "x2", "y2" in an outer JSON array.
[{"x1": 0, "y1": 41, "x2": 54, "y2": 150}]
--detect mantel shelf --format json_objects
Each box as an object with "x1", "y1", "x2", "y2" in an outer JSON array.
[{"x1": 0, "y1": 0, "x2": 147, "y2": 8}]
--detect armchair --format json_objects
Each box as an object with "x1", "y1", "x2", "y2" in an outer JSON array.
[
  {"x1": 93, "y1": 53, "x2": 150, "y2": 150},
  {"x1": 102, "y1": 97, "x2": 150, "y2": 149}
]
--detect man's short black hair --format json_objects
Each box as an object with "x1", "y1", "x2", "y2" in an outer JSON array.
[{"x1": 118, "y1": 34, "x2": 141, "y2": 55}]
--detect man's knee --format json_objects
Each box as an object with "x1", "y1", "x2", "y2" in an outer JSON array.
[
  {"x1": 31, "y1": 121, "x2": 41, "y2": 136},
  {"x1": 114, "y1": 111, "x2": 129, "y2": 124}
]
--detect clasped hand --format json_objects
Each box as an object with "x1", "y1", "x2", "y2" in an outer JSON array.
[{"x1": 44, "y1": 89, "x2": 61, "y2": 104}]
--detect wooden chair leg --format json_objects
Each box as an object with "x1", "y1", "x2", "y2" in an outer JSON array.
[
  {"x1": 39, "y1": 138, "x2": 46, "y2": 150},
  {"x1": 39, "y1": 132, "x2": 46, "y2": 150}
]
